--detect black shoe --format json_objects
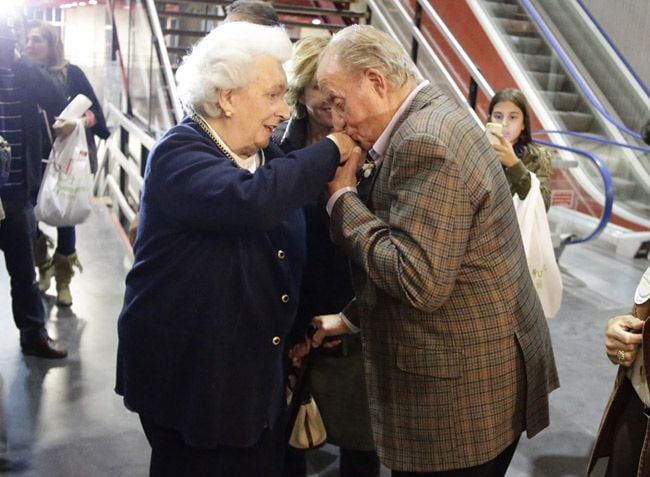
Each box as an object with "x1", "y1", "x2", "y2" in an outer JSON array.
[{"x1": 21, "y1": 338, "x2": 68, "y2": 359}]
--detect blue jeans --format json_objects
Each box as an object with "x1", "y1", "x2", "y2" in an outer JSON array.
[{"x1": 0, "y1": 201, "x2": 48, "y2": 345}]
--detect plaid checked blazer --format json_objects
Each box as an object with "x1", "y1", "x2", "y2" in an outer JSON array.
[{"x1": 330, "y1": 85, "x2": 560, "y2": 472}]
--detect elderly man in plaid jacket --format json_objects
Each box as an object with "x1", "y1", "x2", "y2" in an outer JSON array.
[{"x1": 311, "y1": 25, "x2": 559, "y2": 477}]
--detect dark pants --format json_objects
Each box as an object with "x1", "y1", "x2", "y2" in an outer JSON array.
[
  {"x1": 284, "y1": 447, "x2": 380, "y2": 477},
  {"x1": 36, "y1": 226, "x2": 76, "y2": 255},
  {"x1": 0, "y1": 201, "x2": 48, "y2": 345},
  {"x1": 392, "y1": 436, "x2": 520, "y2": 477},
  {"x1": 605, "y1": 391, "x2": 648, "y2": 477},
  {"x1": 140, "y1": 414, "x2": 286, "y2": 477}
]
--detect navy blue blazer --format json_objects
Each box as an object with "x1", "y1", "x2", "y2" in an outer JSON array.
[{"x1": 115, "y1": 117, "x2": 340, "y2": 448}]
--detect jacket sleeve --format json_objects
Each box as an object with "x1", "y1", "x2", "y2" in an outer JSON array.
[
  {"x1": 147, "y1": 128, "x2": 340, "y2": 233},
  {"x1": 66, "y1": 65, "x2": 110, "y2": 139},
  {"x1": 330, "y1": 133, "x2": 473, "y2": 313},
  {"x1": 506, "y1": 144, "x2": 552, "y2": 211}
]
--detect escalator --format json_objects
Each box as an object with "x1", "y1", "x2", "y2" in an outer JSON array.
[
  {"x1": 466, "y1": 0, "x2": 650, "y2": 238},
  {"x1": 365, "y1": 0, "x2": 649, "y2": 256}
]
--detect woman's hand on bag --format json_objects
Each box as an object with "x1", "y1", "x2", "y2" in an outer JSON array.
[
  {"x1": 492, "y1": 135, "x2": 519, "y2": 168},
  {"x1": 52, "y1": 117, "x2": 78, "y2": 138},
  {"x1": 310, "y1": 314, "x2": 349, "y2": 348},
  {"x1": 605, "y1": 314, "x2": 644, "y2": 367},
  {"x1": 288, "y1": 338, "x2": 311, "y2": 368}
]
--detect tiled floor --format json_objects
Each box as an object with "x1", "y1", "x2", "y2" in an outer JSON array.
[{"x1": 0, "y1": 203, "x2": 647, "y2": 476}]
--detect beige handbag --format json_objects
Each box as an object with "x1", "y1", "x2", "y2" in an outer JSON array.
[
  {"x1": 286, "y1": 357, "x2": 327, "y2": 450},
  {"x1": 288, "y1": 394, "x2": 327, "y2": 449}
]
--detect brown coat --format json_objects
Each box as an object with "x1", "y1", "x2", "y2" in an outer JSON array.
[
  {"x1": 588, "y1": 294, "x2": 650, "y2": 475},
  {"x1": 330, "y1": 85, "x2": 559, "y2": 472}
]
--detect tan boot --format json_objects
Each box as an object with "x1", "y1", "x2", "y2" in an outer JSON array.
[
  {"x1": 34, "y1": 234, "x2": 54, "y2": 292},
  {"x1": 53, "y1": 252, "x2": 83, "y2": 307}
]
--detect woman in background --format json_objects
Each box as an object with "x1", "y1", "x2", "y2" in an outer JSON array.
[
  {"x1": 275, "y1": 36, "x2": 379, "y2": 477},
  {"x1": 25, "y1": 20, "x2": 110, "y2": 306},
  {"x1": 488, "y1": 88, "x2": 552, "y2": 211}
]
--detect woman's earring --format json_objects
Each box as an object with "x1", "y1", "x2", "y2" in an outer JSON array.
[{"x1": 224, "y1": 110, "x2": 233, "y2": 118}]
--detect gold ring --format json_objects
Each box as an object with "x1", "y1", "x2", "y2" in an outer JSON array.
[{"x1": 616, "y1": 350, "x2": 625, "y2": 363}]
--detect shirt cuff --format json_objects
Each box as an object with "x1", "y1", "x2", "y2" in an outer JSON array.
[
  {"x1": 326, "y1": 186, "x2": 357, "y2": 216},
  {"x1": 339, "y1": 312, "x2": 360, "y2": 334}
]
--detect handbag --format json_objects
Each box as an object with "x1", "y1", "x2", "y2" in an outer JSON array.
[
  {"x1": 34, "y1": 119, "x2": 93, "y2": 227},
  {"x1": 513, "y1": 172, "x2": 563, "y2": 318},
  {"x1": 286, "y1": 356, "x2": 327, "y2": 450}
]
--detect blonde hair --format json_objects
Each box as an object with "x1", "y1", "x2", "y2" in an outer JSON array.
[
  {"x1": 323, "y1": 25, "x2": 421, "y2": 89},
  {"x1": 285, "y1": 36, "x2": 329, "y2": 119}
]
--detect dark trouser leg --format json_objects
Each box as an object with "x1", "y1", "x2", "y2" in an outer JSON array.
[
  {"x1": 340, "y1": 448, "x2": 380, "y2": 477},
  {"x1": 0, "y1": 202, "x2": 47, "y2": 344},
  {"x1": 605, "y1": 392, "x2": 647, "y2": 477},
  {"x1": 283, "y1": 447, "x2": 307, "y2": 477},
  {"x1": 391, "y1": 435, "x2": 520, "y2": 477},
  {"x1": 139, "y1": 414, "x2": 286, "y2": 477},
  {"x1": 55, "y1": 226, "x2": 75, "y2": 255}
]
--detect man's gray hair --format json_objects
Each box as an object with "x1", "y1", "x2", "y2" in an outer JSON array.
[
  {"x1": 226, "y1": 0, "x2": 279, "y2": 26},
  {"x1": 324, "y1": 25, "x2": 422, "y2": 88},
  {"x1": 176, "y1": 21, "x2": 291, "y2": 117}
]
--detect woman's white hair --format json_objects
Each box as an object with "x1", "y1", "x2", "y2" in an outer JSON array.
[{"x1": 176, "y1": 21, "x2": 292, "y2": 117}]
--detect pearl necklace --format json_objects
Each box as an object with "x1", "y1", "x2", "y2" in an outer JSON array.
[{"x1": 191, "y1": 113, "x2": 264, "y2": 171}]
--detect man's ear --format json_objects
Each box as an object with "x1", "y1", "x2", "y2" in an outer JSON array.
[{"x1": 365, "y1": 68, "x2": 388, "y2": 98}]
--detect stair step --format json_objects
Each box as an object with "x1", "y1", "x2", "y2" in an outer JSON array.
[
  {"x1": 273, "y1": 4, "x2": 366, "y2": 18},
  {"x1": 484, "y1": 1, "x2": 520, "y2": 18},
  {"x1": 530, "y1": 71, "x2": 568, "y2": 91},
  {"x1": 543, "y1": 91, "x2": 581, "y2": 111},
  {"x1": 499, "y1": 18, "x2": 536, "y2": 36},
  {"x1": 611, "y1": 177, "x2": 636, "y2": 200},
  {"x1": 509, "y1": 36, "x2": 545, "y2": 54},
  {"x1": 555, "y1": 111, "x2": 594, "y2": 132},
  {"x1": 519, "y1": 53, "x2": 554, "y2": 72}
]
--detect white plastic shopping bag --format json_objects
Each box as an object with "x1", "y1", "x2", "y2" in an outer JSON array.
[
  {"x1": 35, "y1": 118, "x2": 93, "y2": 227},
  {"x1": 513, "y1": 173, "x2": 563, "y2": 318}
]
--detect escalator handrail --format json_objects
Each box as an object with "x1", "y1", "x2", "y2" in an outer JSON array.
[
  {"x1": 519, "y1": 0, "x2": 643, "y2": 142},
  {"x1": 533, "y1": 129, "x2": 650, "y2": 154},
  {"x1": 575, "y1": 0, "x2": 650, "y2": 99},
  {"x1": 144, "y1": 0, "x2": 184, "y2": 123},
  {"x1": 535, "y1": 138, "x2": 614, "y2": 244}
]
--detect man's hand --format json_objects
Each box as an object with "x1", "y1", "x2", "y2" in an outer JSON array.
[
  {"x1": 327, "y1": 146, "x2": 364, "y2": 195},
  {"x1": 310, "y1": 314, "x2": 350, "y2": 348},
  {"x1": 605, "y1": 314, "x2": 644, "y2": 366}
]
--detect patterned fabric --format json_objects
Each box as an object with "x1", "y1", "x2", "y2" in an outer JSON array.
[
  {"x1": 330, "y1": 85, "x2": 559, "y2": 472},
  {"x1": 0, "y1": 66, "x2": 25, "y2": 199},
  {"x1": 506, "y1": 142, "x2": 552, "y2": 211}
]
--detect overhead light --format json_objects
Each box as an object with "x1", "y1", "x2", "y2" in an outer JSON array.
[{"x1": 311, "y1": 19, "x2": 322, "y2": 25}]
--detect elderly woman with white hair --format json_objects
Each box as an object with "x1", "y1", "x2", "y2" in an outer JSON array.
[{"x1": 115, "y1": 22, "x2": 355, "y2": 477}]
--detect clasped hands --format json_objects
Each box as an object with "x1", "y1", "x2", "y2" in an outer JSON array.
[
  {"x1": 605, "y1": 314, "x2": 644, "y2": 366},
  {"x1": 326, "y1": 132, "x2": 366, "y2": 195}
]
